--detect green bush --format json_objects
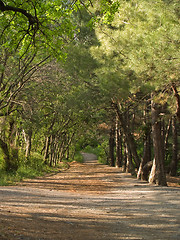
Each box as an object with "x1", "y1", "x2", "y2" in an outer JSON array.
[
  {"x1": 83, "y1": 142, "x2": 108, "y2": 165},
  {"x1": 73, "y1": 152, "x2": 84, "y2": 163},
  {"x1": 0, "y1": 151, "x2": 51, "y2": 185},
  {"x1": 0, "y1": 170, "x2": 17, "y2": 186},
  {"x1": 0, "y1": 148, "x2": 5, "y2": 171}
]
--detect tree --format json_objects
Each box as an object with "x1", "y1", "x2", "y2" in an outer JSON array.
[
  {"x1": 151, "y1": 99, "x2": 167, "y2": 186},
  {"x1": 88, "y1": 0, "x2": 179, "y2": 185},
  {"x1": 0, "y1": 0, "x2": 93, "y2": 170},
  {"x1": 169, "y1": 116, "x2": 179, "y2": 176}
]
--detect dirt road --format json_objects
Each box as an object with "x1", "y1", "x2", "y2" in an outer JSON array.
[{"x1": 0, "y1": 155, "x2": 180, "y2": 240}]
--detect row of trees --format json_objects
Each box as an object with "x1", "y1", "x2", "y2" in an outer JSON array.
[
  {"x1": 92, "y1": 0, "x2": 179, "y2": 186},
  {"x1": 0, "y1": 0, "x2": 179, "y2": 186}
]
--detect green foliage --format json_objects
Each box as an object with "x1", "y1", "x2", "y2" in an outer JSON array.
[
  {"x1": 0, "y1": 0, "x2": 81, "y2": 59},
  {"x1": 96, "y1": 141, "x2": 109, "y2": 164},
  {"x1": 83, "y1": 141, "x2": 108, "y2": 165},
  {"x1": 73, "y1": 152, "x2": 84, "y2": 163},
  {"x1": 91, "y1": 0, "x2": 179, "y2": 102},
  {"x1": 0, "y1": 151, "x2": 54, "y2": 185},
  {"x1": 0, "y1": 148, "x2": 5, "y2": 170},
  {"x1": 8, "y1": 147, "x2": 19, "y2": 172}
]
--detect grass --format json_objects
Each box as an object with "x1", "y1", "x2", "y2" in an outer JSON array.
[{"x1": 0, "y1": 152, "x2": 70, "y2": 186}]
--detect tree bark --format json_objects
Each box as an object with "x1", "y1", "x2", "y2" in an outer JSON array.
[
  {"x1": 171, "y1": 83, "x2": 180, "y2": 122},
  {"x1": 164, "y1": 118, "x2": 172, "y2": 163},
  {"x1": 137, "y1": 126, "x2": 151, "y2": 180},
  {"x1": 141, "y1": 160, "x2": 153, "y2": 181},
  {"x1": 109, "y1": 124, "x2": 115, "y2": 167},
  {"x1": 151, "y1": 100, "x2": 167, "y2": 186},
  {"x1": 25, "y1": 129, "x2": 32, "y2": 158},
  {"x1": 113, "y1": 102, "x2": 140, "y2": 168},
  {"x1": 149, "y1": 158, "x2": 156, "y2": 184},
  {"x1": 137, "y1": 98, "x2": 152, "y2": 180},
  {"x1": 44, "y1": 136, "x2": 50, "y2": 164},
  {"x1": 122, "y1": 140, "x2": 127, "y2": 172},
  {"x1": 115, "y1": 117, "x2": 122, "y2": 167},
  {"x1": 125, "y1": 142, "x2": 135, "y2": 174},
  {"x1": 169, "y1": 116, "x2": 178, "y2": 176}
]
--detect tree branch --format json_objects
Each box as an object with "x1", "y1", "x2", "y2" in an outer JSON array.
[{"x1": 0, "y1": 0, "x2": 38, "y2": 25}]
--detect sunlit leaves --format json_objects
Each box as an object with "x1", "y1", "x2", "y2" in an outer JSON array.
[
  {"x1": 0, "y1": 0, "x2": 83, "y2": 60},
  {"x1": 91, "y1": 0, "x2": 179, "y2": 98}
]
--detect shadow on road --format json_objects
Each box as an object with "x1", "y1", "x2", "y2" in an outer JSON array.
[{"x1": 0, "y1": 158, "x2": 180, "y2": 240}]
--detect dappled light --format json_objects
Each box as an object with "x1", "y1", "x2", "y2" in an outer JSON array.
[{"x1": 0, "y1": 161, "x2": 180, "y2": 239}]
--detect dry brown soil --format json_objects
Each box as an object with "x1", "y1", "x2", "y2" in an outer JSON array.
[{"x1": 0, "y1": 153, "x2": 180, "y2": 240}]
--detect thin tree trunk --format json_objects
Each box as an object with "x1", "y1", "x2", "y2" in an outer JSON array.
[
  {"x1": 149, "y1": 158, "x2": 156, "y2": 184},
  {"x1": 137, "y1": 98, "x2": 152, "y2": 180},
  {"x1": 8, "y1": 118, "x2": 15, "y2": 146},
  {"x1": 151, "y1": 100, "x2": 167, "y2": 186},
  {"x1": 139, "y1": 129, "x2": 151, "y2": 179},
  {"x1": 113, "y1": 102, "x2": 140, "y2": 168},
  {"x1": 137, "y1": 127, "x2": 151, "y2": 180},
  {"x1": 122, "y1": 140, "x2": 127, "y2": 172},
  {"x1": 171, "y1": 83, "x2": 180, "y2": 122},
  {"x1": 169, "y1": 116, "x2": 178, "y2": 176},
  {"x1": 59, "y1": 132, "x2": 75, "y2": 162},
  {"x1": 25, "y1": 129, "x2": 32, "y2": 158},
  {"x1": 44, "y1": 136, "x2": 50, "y2": 164},
  {"x1": 109, "y1": 124, "x2": 115, "y2": 167},
  {"x1": 125, "y1": 142, "x2": 135, "y2": 174},
  {"x1": 164, "y1": 118, "x2": 172, "y2": 163},
  {"x1": 115, "y1": 117, "x2": 122, "y2": 167},
  {"x1": 49, "y1": 135, "x2": 54, "y2": 167}
]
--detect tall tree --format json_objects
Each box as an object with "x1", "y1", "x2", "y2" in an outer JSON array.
[{"x1": 151, "y1": 99, "x2": 167, "y2": 186}]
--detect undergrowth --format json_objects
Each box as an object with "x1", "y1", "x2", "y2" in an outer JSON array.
[{"x1": 0, "y1": 152, "x2": 67, "y2": 186}]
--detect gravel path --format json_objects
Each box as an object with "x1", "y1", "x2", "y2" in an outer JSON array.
[{"x1": 0, "y1": 155, "x2": 180, "y2": 240}]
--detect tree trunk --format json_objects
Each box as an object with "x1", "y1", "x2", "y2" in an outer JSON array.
[
  {"x1": 122, "y1": 140, "x2": 127, "y2": 172},
  {"x1": 169, "y1": 116, "x2": 178, "y2": 176},
  {"x1": 44, "y1": 136, "x2": 50, "y2": 164},
  {"x1": 171, "y1": 83, "x2": 180, "y2": 123},
  {"x1": 141, "y1": 160, "x2": 153, "y2": 181},
  {"x1": 49, "y1": 135, "x2": 55, "y2": 167},
  {"x1": 0, "y1": 138, "x2": 11, "y2": 171},
  {"x1": 115, "y1": 117, "x2": 122, "y2": 167},
  {"x1": 151, "y1": 100, "x2": 167, "y2": 186},
  {"x1": 125, "y1": 142, "x2": 135, "y2": 174},
  {"x1": 137, "y1": 98, "x2": 151, "y2": 180},
  {"x1": 137, "y1": 127, "x2": 151, "y2": 180},
  {"x1": 149, "y1": 158, "x2": 156, "y2": 184},
  {"x1": 109, "y1": 124, "x2": 115, "y2": 167},
  {"x1": 25, "y1": 129, "x2": 32, "y2": 158},
  {"x1": 113, "y1": 102, "x2": 140, "y2": 168},
  {"x1": 8, "y1": 118, "x2": 15, "y2": 146},
  {"x1": 164, "y1": 118, "x2": 172, "y2": 163},
  {"x1": 58, "y1": 132, "x2": 75, "y2": 163}
]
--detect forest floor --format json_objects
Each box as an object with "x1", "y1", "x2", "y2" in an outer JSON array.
[{"x1": 0, "y1": 153, "x2": 180, "y2": 240}]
